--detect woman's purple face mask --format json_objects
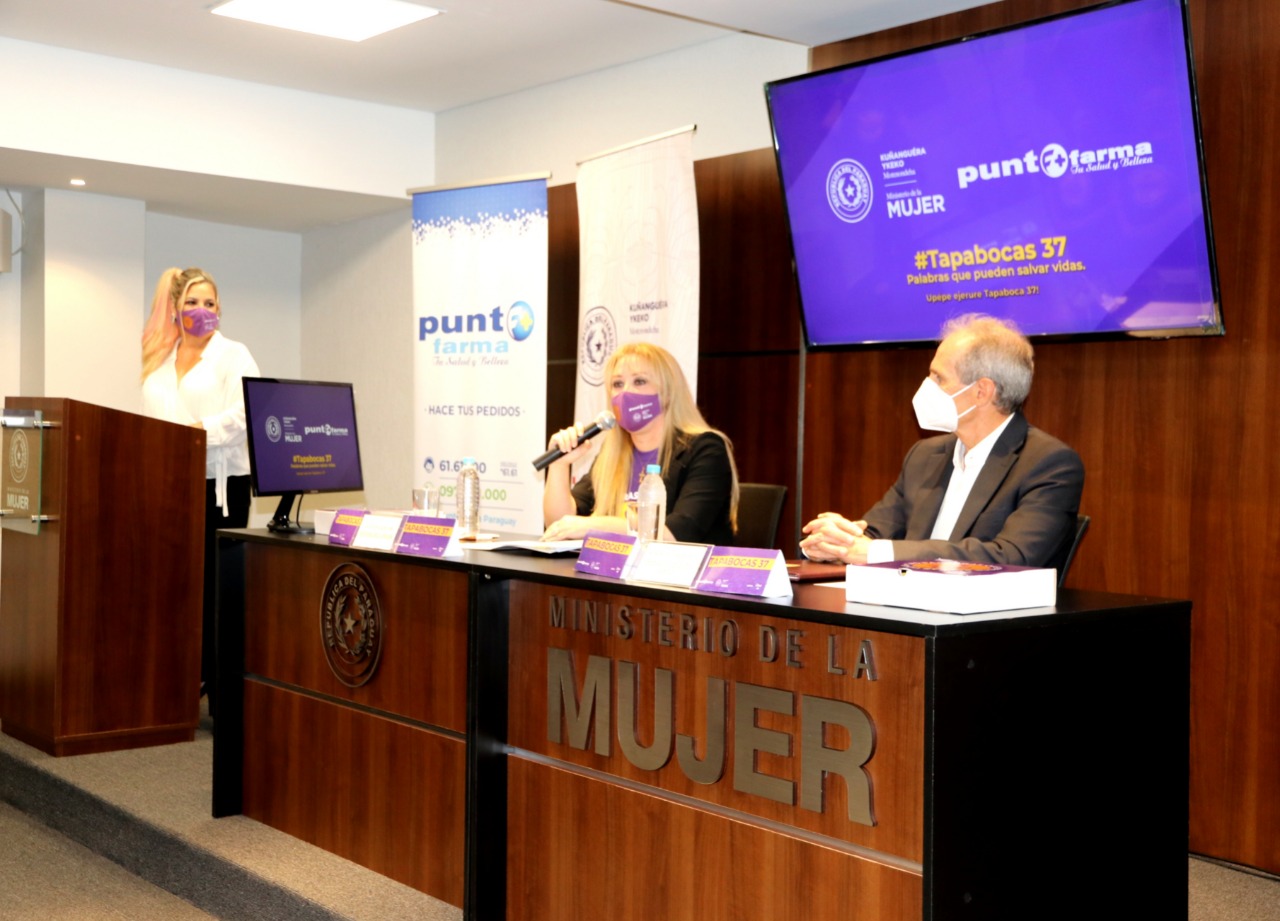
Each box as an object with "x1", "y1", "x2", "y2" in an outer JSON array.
[
  {"x1": 612, "y1": 390, "x2": 662, "y2": 432},
  {"x1": 176, "y1": 281, "x2": 220, "y2": 337}
]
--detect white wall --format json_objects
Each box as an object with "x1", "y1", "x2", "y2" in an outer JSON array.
[
  {"x1": 0, "y1": 194, "x2": 23, "y2": 401},
  {"x1": 434, "y1": 33, "x2": 808, "y2": 187},
  {"x1": 41, "y1": 189, "x2": 146, "y2": 413},
  {"x1": 18, "y1": 194, "x2": 45, "y2": 398},
  {"x1": 8, "y1": 199, "x2": 306, "y2": 418},
  {"x1": 0, "y1": 195, "x2": 21, "y2": 578},
  {"x1": 1, "y1": 36, "x2": 436, "y2": 197},
  {"x1": 301, "y1": 207, "x2": 413, "y2": 513}
]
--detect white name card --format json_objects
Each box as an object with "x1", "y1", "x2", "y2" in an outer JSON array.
[{"x1": 623, "y1": 539, "x2": 712, "y2": 588}]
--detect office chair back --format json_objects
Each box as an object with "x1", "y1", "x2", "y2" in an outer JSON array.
[
  {"x1": 735, "y1": 483, "x2": 787, "y2": 549},
  {"x1": 1057, "y1": 514, "x2": 1090, "y2": 588}
]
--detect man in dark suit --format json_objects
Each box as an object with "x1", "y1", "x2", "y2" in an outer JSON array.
[{"x1": 800, "y1": 314, "x2": 1083, "y2": 568}]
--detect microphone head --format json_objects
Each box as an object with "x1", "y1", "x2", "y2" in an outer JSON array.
[{"x1": 595, "y1": 410, "x2": 617, "y2": 431}]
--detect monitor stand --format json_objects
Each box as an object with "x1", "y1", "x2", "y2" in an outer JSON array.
[{"x1": 266, "y1": 493, "x2": 314, "y2": 534}]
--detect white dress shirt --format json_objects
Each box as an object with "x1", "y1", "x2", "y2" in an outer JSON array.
[
  {"x1": 142, "y1": 331, "x2": 260, "y2": 513},
  {"x1": 867, "y1": 413, "x2": 1014, "y2": 563}
]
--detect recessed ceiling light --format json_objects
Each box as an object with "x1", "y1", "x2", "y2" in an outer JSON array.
[
  {"x1": 69, "y1": 178, "x2": 86, "y2": 187},
  {"x1": 211, "y1": 0, "x2": 439, "y2": 42}
]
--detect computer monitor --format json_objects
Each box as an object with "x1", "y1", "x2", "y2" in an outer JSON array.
[{"x1": 242, "y1": 377, "x2": 364, "y2": 533}]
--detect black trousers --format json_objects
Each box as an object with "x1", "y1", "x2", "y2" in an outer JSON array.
[{"x1": 203, "y1": 475, "x2": 251, "y2": 707}]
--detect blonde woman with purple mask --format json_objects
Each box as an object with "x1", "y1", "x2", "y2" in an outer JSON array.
[
  {"x1": 542, "y1": 342, "x2": 738, "y2": 544},
  {"x1": 141, "y1": 267, "x2": 259, "y2": 710}
]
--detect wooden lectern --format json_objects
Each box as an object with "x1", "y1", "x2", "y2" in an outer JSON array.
[{"x1": 0, "y1": 397, "x2": 206, "y2": 755}]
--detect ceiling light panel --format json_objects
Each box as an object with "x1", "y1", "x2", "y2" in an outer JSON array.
[{"x1": 210, "y1": 0, "x2": 439, "y2": 42}]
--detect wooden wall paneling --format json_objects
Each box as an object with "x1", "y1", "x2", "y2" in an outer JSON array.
[
  {"x1": 801, "y1": 347, "x2": 930, "y2": 524},
  {"x1": 545, "y1": 183, "x2": 579, "y2": 366},
  {"x1": 807, "y1": 0, "x2": 1280, "y2": 876},
  {"x1": 1183, "y1": 0, "x2": 1280, "y2": 871},
  {"x1": 1027, "y1": 337, "x2": 1203, "y2": 596},
  {"x1": 545, "y1": 182, "x2": 580, "y2": 445},
  {"x1": 696, "y1": 353, "x2": 799, "y2": 550},
  {"x1": 543, "y1": 363, "x2": 577, "y2": 449},
  {"x1": 695, "y1": 148, "x2": 801, "y2": 356},
  {"x1": 809, "y1": 0, "x2": 1095, "y2": 72},
  {"x1": 694, "y1": 150, "x2": 803, "y2": 549}
]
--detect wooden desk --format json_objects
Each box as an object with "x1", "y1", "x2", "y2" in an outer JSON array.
[
  {"x1": 215, "y1": 531, "x2": 1190, "y2": 920},
  {"x1": 213, "y1": 535, "x2": 470, "y2": 903}
]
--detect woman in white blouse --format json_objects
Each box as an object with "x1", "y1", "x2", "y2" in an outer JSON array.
[{"x1": 141, "y1": 267, "x2": 259, "y2": 712}]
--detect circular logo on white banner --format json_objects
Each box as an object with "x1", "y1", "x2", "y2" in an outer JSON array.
[
  {"x1": 827, "y1": 159, "x2": 874, "y2": 224},
  {"x1": 579, "y1": 306, "x2": 617, "y2": 386},
  {"x1": 507, "y1": 301, "x2": 535, "y2": 342}
]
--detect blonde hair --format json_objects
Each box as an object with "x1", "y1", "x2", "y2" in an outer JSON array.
[
  {"x1": 141, "y1": 267, "x2": 219, "y2": 379},
  {"x1": 590, "y1": 342, "x2": 739, "y2": 531}
]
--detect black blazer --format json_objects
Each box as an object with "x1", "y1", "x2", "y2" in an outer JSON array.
[
  {"x1": 572, "y1": 431, "x2": 735, "y2": 545},
  {"x1": 862, "y1": 413, "x2": 1084, "y2": 568}
]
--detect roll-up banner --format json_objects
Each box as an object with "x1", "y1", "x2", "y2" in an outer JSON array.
[
  {"x1": 572, "y1": 127, "x2": 700, "y2": 478},
  {"x1": 411, "y1": 175, "x2": 548, "y2": 536}
]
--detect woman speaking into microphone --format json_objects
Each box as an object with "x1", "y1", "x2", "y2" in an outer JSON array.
[{"x1": 541, "y1": 342, "x2": 738, "y2": 544}]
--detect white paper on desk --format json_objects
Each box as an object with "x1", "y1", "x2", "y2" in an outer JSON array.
[
  {"x1": 467, "y1": 539, "x2": 582, "y2": 554},
  {"x1": 352, "y1": 513, "x2": 405, "y2": 552}
]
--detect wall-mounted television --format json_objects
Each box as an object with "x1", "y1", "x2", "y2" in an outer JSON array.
[
  {"x1": 765, "y1": 0, "x2": 1221, "y2": 348},
  {"x1": 242, "y1": 377, "x2": 364, "y2": 533}
]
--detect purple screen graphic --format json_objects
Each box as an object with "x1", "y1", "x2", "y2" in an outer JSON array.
[
  {"x1": 243, "y1": 378, "x2": 364, "y2": 496},
  {"x1": 767, "y1": 0, "x2": 1220, "y2": 347}
]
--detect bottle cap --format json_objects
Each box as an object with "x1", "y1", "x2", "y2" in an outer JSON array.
[{"x1": 645, "y1": 464, "x2": 662, "y2": 474}]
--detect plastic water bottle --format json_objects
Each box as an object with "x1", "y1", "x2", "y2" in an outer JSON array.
[
  {"x1": 456, "y1": 458, "x2": 481, "y2": 537},
  {"x1": 636, "y1": 464, "x2": 666, "y2": 541}
]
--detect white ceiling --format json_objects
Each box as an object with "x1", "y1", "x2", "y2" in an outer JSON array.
[{"x1": 0, "y1": 0, "x2": 977, "y2": 231}]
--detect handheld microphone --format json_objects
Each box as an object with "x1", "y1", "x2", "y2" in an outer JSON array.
[{"x1": 532, "y1": 411, "x2": 616, "y2": 472}]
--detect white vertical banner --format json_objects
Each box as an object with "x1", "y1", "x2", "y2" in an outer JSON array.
[
  {"x1": 411, "y1": 177, "x2": 548, "y2": 535},
  {"x1": 573, "y1": 128, "x2": 699, "y2": 471}
]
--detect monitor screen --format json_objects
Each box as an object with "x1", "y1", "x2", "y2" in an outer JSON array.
[
  {"x1": 242, "y1": 377, "x2": 364, "y2": 498},
  {"x1": 765, "y1": 0, "x2": 1221, "y2": 348}
]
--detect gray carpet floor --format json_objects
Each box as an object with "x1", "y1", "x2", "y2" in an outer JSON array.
[
  {"x1": 0, "y1": 802, "x2": 218, "y2": 921},
  {"x1": 0, "y1": 707, "x2": 1277, "y2": 919},
  {"x1": 1189, "y1": 857, "x2": 1280, "y2": 921},
  {"x1": 0, "y1": 705, "x2": 460, "y2": 921}
]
